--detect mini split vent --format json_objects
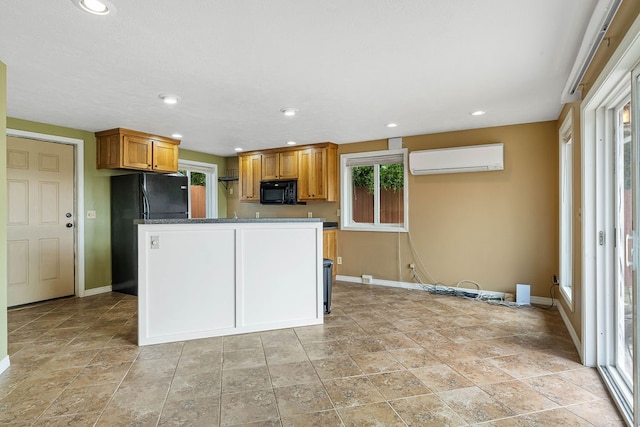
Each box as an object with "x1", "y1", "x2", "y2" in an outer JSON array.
[{"x1": 409, "y1": 143, "x2": 504, "y2": 175}]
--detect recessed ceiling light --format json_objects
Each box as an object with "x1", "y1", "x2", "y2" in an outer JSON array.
[
  {"x1": 471, "y1": 110, "x2": 486, "y2": 116},
  {"x1": 385, "y1": 123, "x2": 398, "y2": 128},
  {"x1": 159, "y1": 94, "x2": 179, "y2": 105},
  {"x1": 171, "y1": 133, "x2": 182, "y2": 139},
  {"x1": 76, "y1": 0, "x2": 110, "y2": 15},
  {"x1": 287, "y1": 141, "x2": 297, "y2": 145},
  {"x1": 234, "y1": 147, "x2": 243, "y2": 152},
  {"x1": 280, "y1": 107, "x2": 298, "y2": 117}
]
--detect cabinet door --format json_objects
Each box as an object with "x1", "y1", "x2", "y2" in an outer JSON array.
[
  {"x1": 122, "y1": 135, "x2": 152, "y2": 170},
  {"x1": 239, "y1": 154, "x2": 262, "y2": 201},
  {"x1": 152, "y1": 141, "x2": 179, "y2": 173},
  {"x1": 261, "y1": 153, "x2": 279, "y2": 180},
  {"x1": 298, "y1": 148, "x2": 327, "y2": 200},
  {"x1": 322, "y1": 229, "x2": 337, "y2": 280},
  {"x1": 279, "y1": 151, "x2": 299, "y2": 179}
]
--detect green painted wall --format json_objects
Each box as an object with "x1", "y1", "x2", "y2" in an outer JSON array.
[
  {"x1": 179, "y1": 148, "x2": 228, "y2": 218},
  {"x1": 7, "y1": 118, "x2": 115, "y2": 291},
  {"x1": 1, "y1": 62, "x2": 8, "y2": 364},
  {"x1": 4, "y1": 120, "x2": 229, "y2": 293}
]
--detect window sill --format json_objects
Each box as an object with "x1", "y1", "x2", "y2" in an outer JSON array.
[{"x1": 341, "y1": 224, "x2": 408, "y2": 233}]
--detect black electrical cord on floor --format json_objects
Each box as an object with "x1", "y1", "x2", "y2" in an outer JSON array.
[{"x1": 531, "y1": 283, "x2": 560, "y2": 310}]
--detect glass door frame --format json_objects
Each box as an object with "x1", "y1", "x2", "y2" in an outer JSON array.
[
  {"x1": 178, "y1": 160, "x2": 218, "y2": 219},
  {"x1": 581, "y1": 15, "x2": 640, "y2": 426}
]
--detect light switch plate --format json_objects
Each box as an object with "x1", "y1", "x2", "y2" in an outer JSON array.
[{"x1": 150, "y1": 236, "x2": 160, "y2": 250}]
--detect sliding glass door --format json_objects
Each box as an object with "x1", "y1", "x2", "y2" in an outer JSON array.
[{"x1": 614, "y1": 97, "x2": 633, "y2": 392}]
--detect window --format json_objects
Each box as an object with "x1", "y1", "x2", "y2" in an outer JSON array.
[
  {"x1": 559, "y1": 112, "x2": 573, "y2": 307},
  {"x1": 178, "y1": 160, "x2": 218, "y2": 219},
  {"x1": 340, "y1": 149, "x2": 408, "y2": 232}
]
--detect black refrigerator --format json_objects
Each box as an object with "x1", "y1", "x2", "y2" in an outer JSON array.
[{"x1": 110, "y1": 172, "x2": 189, "y2": 295}]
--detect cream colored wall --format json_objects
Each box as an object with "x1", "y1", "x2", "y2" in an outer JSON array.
[
  {"x1": 337, "y1": 122, "x2": 558, "y2": 297},
  {"x1": 1, "y1": 61, "x2": 8, "y2": 363}
]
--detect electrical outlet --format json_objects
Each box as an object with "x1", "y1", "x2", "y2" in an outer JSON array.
[
  {"x1": 362, "y1": 274, "x2": 372, "y2": 284},
  {"x1": 150, "y1": 236, "x2": 160, "y2": 250},
  {"x1": 409, "y1": 263, "x2": 415, "y2": 269},
  {"x1": 337, "y1": 257, "x2": 343, "y2": 265},
  {"x1": 255, "y1": 212, "x2": 260, "y2": 218},
  {"x1": 307, "y1": 212, "x2": 313, "y2": 218},
  {"x1": 86, "y1": 210, "x2": 96, "y2": 219},
  {"x1": 336, "y1": 209, "x2": 340, "y2": 217},
  {"x1": 229, "y1": 187, "x2": 233, "y2": 195}
]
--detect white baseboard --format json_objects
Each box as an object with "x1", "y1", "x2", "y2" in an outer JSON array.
[
  {"x1": 0, "y1": 355, "x2": 10, "y2": 375},
  {"x1": 530, "y1": 296, "x2": 555, "y2": 307},
  {"x1": 81, "y1": 285, "x2": 112, "y2": 297},
  {"x1": 557, "y1": 301, "x2": 583, "y2": 362},
  {"x1": 336, "y1": 275, "x2": 505, "y2": 299},
  {"x1": 336, "y1": 275, "x2": 562, "y2": 307}
]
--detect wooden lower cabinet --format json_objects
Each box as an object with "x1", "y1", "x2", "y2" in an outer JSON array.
[{"x1": 323, "y1": 228, "x2": 337, "y2": 280}]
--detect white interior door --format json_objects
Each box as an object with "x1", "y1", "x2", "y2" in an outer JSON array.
[{"x1": 7, "y1": 136, "x2": 75, "y2": 306}]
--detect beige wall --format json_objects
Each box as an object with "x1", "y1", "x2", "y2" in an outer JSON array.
[
  {"x1": 227, "y1": 122, "x2": 558, "y2": 297},
  {"x1": 338, "y1": 122, "x2": 558, "y2": 297},
  {"x1": 1, "y1": 61, "x2": 8, "y2": 363}
]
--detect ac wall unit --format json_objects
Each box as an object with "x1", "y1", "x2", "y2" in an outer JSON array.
[{"x1": 409, "y1": 143, "x2": 504, "y2": 175}]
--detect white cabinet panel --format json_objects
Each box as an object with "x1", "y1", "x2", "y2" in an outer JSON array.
[
  {"x1": 138, "y1": 221, "x2": 322, "y2": 345},
  {"x1": 241, "y1": 228, "x2": 319, "y2": 326},
  {"x1": 141, "y1": 229, "x2": 236, "y2": 341}
]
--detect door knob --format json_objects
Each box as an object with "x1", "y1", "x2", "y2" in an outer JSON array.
[{"x1": 66, "y1": 223, "x2": 73, "y2": 228}]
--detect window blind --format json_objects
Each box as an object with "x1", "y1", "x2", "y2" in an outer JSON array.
[{"x1": 345, "y1": 152, "x2": 404, "y2": 167}]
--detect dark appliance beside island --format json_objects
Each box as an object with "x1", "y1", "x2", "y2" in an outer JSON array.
[{"x1": 110, "y1": 172, "x2": 188, "y2": 295}]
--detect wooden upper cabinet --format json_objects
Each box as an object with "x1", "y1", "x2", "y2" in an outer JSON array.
[
  {"x1": 298, "y1": 145, "x2": 337, "y2": 201},
  {"x1": 152, "y1": 141, "x2": 179, "y2": 173},
  {"x1": 96, "y1": 128, "x2": 180, "y2": 173},
  {"x1": 262, "y1": 151, "x2": 298, "y2": 180},
  {"x1": 239, "y1": 154, "x2": 262, "y2": 201},
  {"x1": 122, "y1": 134, "x2": 152, "y2": 170},
  {"x1": 238, "y1": 142, "x2": 337, "y2": 202}
]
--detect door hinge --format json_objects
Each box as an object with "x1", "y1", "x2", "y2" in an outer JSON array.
[{"x1": 599, "y1": 231, "x2": 605, "y2": 246}]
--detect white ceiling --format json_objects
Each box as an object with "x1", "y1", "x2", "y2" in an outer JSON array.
[{"x1": 0, "y1": 0, "x2": 598, "y2": 156}]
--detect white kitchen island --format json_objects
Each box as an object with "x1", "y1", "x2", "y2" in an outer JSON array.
[{"x1": 136, "y1": 219, "x2": 324, "y2": 345}]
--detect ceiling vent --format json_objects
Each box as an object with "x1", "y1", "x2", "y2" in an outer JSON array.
[{"x1": 409, "y1": 143, "x2": 504, "y2": 175}]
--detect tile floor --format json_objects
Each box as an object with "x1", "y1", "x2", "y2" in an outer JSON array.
[{"x1": 0, "y1": 281, "x2": 625, "y2": 426}]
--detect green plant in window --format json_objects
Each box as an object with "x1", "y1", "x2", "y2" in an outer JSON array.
[{"x1": 352, "y1": 164, "x2": 403, "y2": 193}]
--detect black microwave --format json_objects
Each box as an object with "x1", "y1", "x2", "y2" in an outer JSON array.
[{"x1": 260, "y1": 179, "x2": 299, "y2": 205}]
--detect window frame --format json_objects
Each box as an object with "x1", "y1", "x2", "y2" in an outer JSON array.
[
  {"x1": 559, "y1": 111, "x2": 574, "y2": 309},
  {"x1": 340, "y1": 148, "x2": 409, "y2": 232}
]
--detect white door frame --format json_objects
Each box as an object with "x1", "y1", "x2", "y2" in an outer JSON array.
[
  {"x1": 178, "y1": 159, "x2": 218, "y2": 218},
  {"x1": 6, "y1": 129, "x2": 85, "y2": 297}
]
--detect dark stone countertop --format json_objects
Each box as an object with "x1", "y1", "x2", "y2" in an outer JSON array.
[{"x1": 135, "y1": 218, "x2": 325, "y2": 225}]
